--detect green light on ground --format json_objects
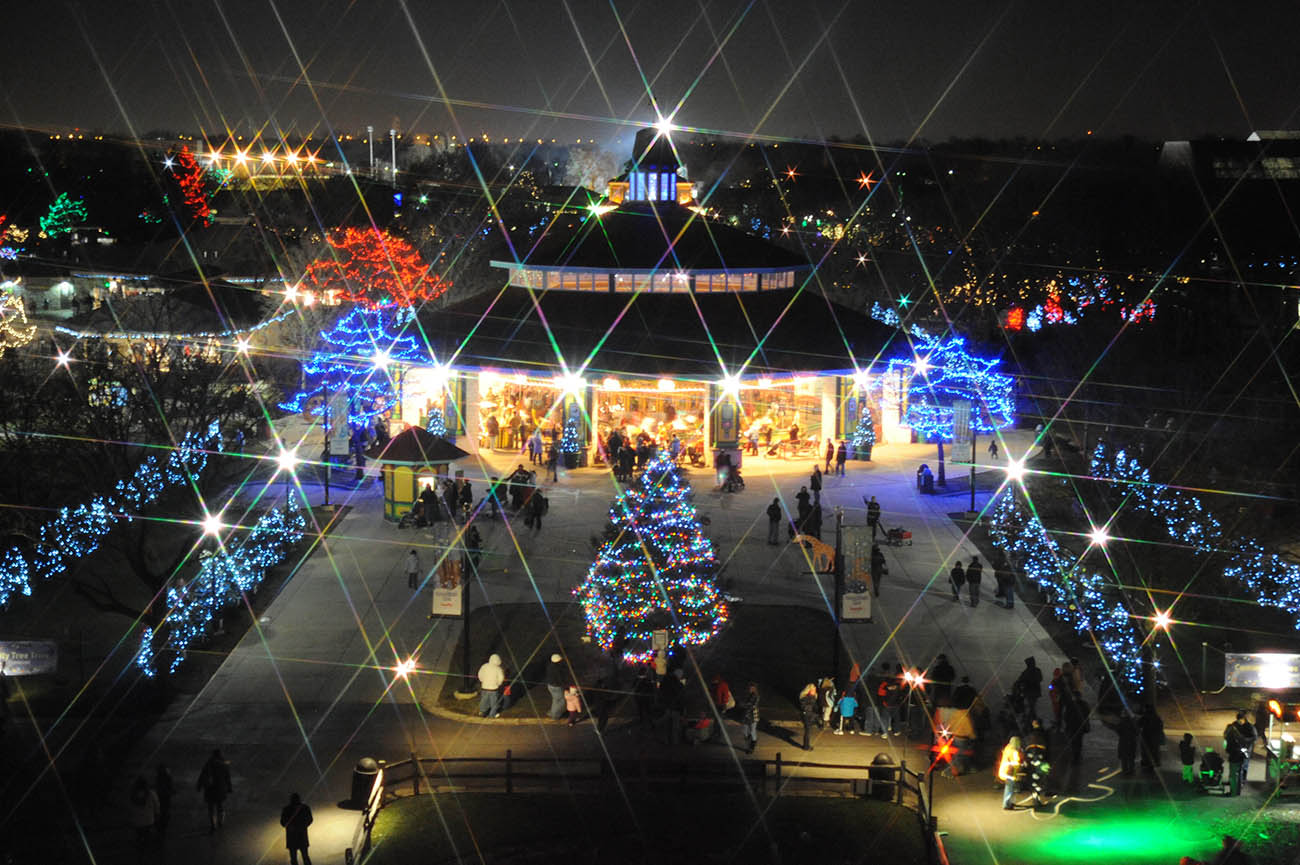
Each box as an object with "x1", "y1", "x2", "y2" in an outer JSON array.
[{"x1": 1012, "y1": 810, "x2": 1218, "y2": 864}]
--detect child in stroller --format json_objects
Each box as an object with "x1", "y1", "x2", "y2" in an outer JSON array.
[{"x1": 1199, "y1": 747, "x2": 1228, "y2": 794}]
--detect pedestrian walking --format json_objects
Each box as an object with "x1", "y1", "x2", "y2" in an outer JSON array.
[
  {"x1": 564, "y1": 684, "x2": 583, "y2": 726},
  {"x1": 154, "y1": 764, "x2": 173, "y2": 835},
  {"x1": 529, "y1": 428, "x2": 543, "y2": 465},
  {"x1": 988, "y1": 439, "x2": 999, "y2": 459},
  {"x1": 280, "y1": 793, "x2": 314, "y2": 865},
  {"x1": 526, "y1": 487, "x2": 546, "y2": 533},
  {"x1": 880, "y1": 666, "x2": 904, "y2": 735},
  {"x1": 824, "y1": 438, "x2": 834, "y2": 473},
  {"x1": 995, "y1": 568, "x2": 1017, "y2": 609},
  {"x1": 740, "y1": 683, "x2": 760, "y2": 753},
  {"x1": 765, "y1": 498, "x2": 782, "y2": 545},
  {"x1": 929, "y1": 654, "x2": 956, "y2": 707},
  {"x1": 546, "y1": 442, "x2": 559, "y2": 482},
  {"x1": 949, "y1": 560, "x2": 965, "y2": 601},
  {"x1": 477, "y1": 653, "x2": 505, "y2": 718},
  {"x1": 195, "y1": 749, "x2": 232, "y2": 833},
  {"x1": 799, "y1": 683, "x2": 819, "y2": 750},
  {"x1": 810, "y1": 466, "x2": 822, "y2": 506},
  {"x1": 1179, "y1": 733, "x2": 1198, "y2": 784},
  {"x1": 1015, "y1": 658, "x2": 1043, "y2": 720},
  {"x1": 835, "y1": 440, "x2": 848, "y2": 476},
  {"x1": 998, "y1": 736, "x2": 1023, "y2": 810},
  {"x1": 127, "y1": 775, "x2": 159, "y2": 862},
  {"x1": 546, "y1": 653, "x2": 567, "y2": 720},
  {"x1": 405, "y1": 549, "x2": 420, "y2": 590},
  {"x1": 865, "y1": 495, "x2": 881, "y2": 538},
  {"x1": 966, "y1": 556, "x2": 983, "y2": 606},
  {"x1": 870, "y1": 544, "x2": 886, "y2": 597},
  {"x1": 1138, "y1": 704, "x2": 1165, "y2": 773},
  {"x1": 1116, "y1": 711, "x2": 1139, "y2": 775},
  {"x1": 795, "y1": 485, "x2": 811, "y2": 520}
]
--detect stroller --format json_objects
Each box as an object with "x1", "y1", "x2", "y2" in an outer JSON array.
[
  {"x1": 723, "y1": 466, "x2": 745, "y2": 493},
  {"x1": 1198, "y1": 749, "x2": 1229, "y2": 795},
  {"x1": 884, "y1": 526, "x2": 913, "y2": 546}
]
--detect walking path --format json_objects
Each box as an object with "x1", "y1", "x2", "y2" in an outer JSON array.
[{"x1": 90, "y1": 429, "x2": 1270, "y2": 864}]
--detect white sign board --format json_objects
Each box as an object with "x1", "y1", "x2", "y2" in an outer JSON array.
[{"x1": 842, "y1": 592, "x2": 872, "y2": 622}]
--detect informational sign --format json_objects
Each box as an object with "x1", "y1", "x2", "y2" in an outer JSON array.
[
  {"x1": 952, "y1": 400, "x2": 972, "y2": 444},
  {"x1": 0, "y1": 639, "x2": 58, "y2": 676},
  {"x1": 430, "y1": 557, "x2": 463, "y2": 618},
  {"x1": 652, "y1": 629, "x2": 670, "y2": 651},
  {"x1": 1225, "y1": 652, "x2": 1300, "y2": 689},
  {"x1": 842, "y1": 591, "x2": 872, "y2": 621}
]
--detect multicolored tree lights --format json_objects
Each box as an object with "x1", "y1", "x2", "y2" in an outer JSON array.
[
  {"x1": 279, "y1": 306, "x2": 428, "y2": 427},
  {"x1": 39, "y1": 192, "x2": 88, "y2": 238},
  {"x1": 298, "y1": 227, "x2": 449, "y2": 309},
  {"x1": 574, "y1": 453, "x2": 727, "y2": 663},
  {"x1": 136, "y1": 503, "x2": 307, "y2": 676},
  {"x1": 560, "y1": 415, "x2": 581, "y2": 455},
  {"x1": 425, "y1": 405, "x2": 447, "y2": 438},
  {"x1": 0, "y1": 422, "x2": 222, "y2": 608}
]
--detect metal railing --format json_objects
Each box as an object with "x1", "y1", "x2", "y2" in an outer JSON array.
[{"x1": 346, "y1": 750, "x2": 942, "y2": 863}]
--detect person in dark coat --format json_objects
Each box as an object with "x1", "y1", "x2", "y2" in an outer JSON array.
[
  {"x1": 1138, "y1": 704, "x2": 1165, "y2": 773},
  {"x1": 870, "y1": 544, "x2": 886, "y2": 597},
  {"x1": 835, "y1": 440, "x2": 848, "y2": 476},
  {"x1": 443, "y1": 480, "x2": 460, "y2": 524},
  {"x1": 526, "y1": 487, "x2": 546, "y2": 533},
  {"x1": 952, "y1": 676, "x2": 978, "y2": 710},
  {"x1": 1115, "y1": 711, "x2": 1139, "y2": 775},
  {"x1": 966, "y1": 556, "x2": 983, "y2": 606},
  {"x1": 1015, "y1": 658, "x2": 1043, "y2": 719},
  {"x1": 154, "y1": 764, "x2": 174, "y2": 834},
  {"x1": 795, "y1": 486, "x2": 811, "y2": 528},
  {"x1": 740, "y1": 683, "x2": 761, "y2": 753},
  {"x1": 799, "y1": 683, "x2": 819, "y2": 751},
  {"x1": 929, "y1": 654, "x2": 956, "y2": 707},
  {"x1": 949, "y1": 561, "x2": 966, "y2": 601},
  {"x1": 1060, "y1": 690, "x2": 1090, "y2": 791},
  {"x1": 810, "y1": 466, "x2": 822, "y2": 505},
  {"x1": 825, "y1": 438, "x2": 834, "y2": 473},
  {"x1": 546, "y1": 653, "x2": 567, "y2": 720},
  {"x1": 865, "y1": 495, "x2": 881, "y2": 538},
  {"x1": 280, "y1": 793, "x2": 314, "y2": 865},
  {"x1": 196, "y1": 749, "x2": 232, "y2": 832},
  {"x1": 765, "y1": 498, "x2": 782, "y2": 545}
]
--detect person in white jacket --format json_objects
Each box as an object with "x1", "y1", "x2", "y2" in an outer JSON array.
[{"x1": 477, "y1": 653, "x2": 506, "y2": 718}]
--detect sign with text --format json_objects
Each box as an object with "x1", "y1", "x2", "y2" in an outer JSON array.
[
  {"x1": 952, "y1": 400, "x2": 972, "y2": 443},
  {"x1": 0, "y1": 640, "x2": 58, "y2": 676},
  {"x1": 430, "y1": 556, "x2": 464, "y2": 618},
  {"x1": 841, "y1": 591, "x2": 872, "y2": 621},
  {"x1": 1225, "y1": 652, "x2": 1300, "y2": 689}
]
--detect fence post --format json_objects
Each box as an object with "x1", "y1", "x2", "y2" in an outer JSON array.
[
  {"x1": 412, "y1": 752, "x2": 419, "y2": 796},
  {"x1": 775, "y1": 752, "x2": 782, "y2": 797},
  {"x1": 506, "y1": 748, "x2": 513, "y2": 794}
]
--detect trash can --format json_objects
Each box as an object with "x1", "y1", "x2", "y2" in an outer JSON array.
[
  {"x1": 350, "y1": 757, "x2": 380, "y2": 808},
  {"x1": 868, "y1": 752, "x2": 897, "y2": 801}
]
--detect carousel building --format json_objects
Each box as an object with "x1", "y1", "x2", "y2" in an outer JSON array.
[{"x1": 402, "y1": 129, "x2": 907, "y2": 465}]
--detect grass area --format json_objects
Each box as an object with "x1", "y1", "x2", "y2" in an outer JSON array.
[
  {"x1": 366, "y1": 792, "x2": 927, "y2": 865},
  {"x1": 438, "y1": 603, "x2": 845, "y2": 721}
]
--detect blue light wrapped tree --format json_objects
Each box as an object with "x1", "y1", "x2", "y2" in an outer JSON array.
[
  {"x1": 850, "y1": 407, "x2": 875, "y2": 460},
  {"x1": 425, "y1": 406, "x2": 446, "y2": 438},
  {"x1": 574, "y1": 453, "x2": 727, "y2": 664},
  {"x1": 279, "y1": 306, "x2": 426, "y2": 428}
]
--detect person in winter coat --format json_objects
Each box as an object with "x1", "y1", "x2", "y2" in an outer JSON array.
[
  {"x1": 820, "y1": 677, "x2": 838, "y2": 730},
  {"x1": 196, "y1": 749, "x2": 232, "y2": 832},
  {"x1": 825, "y1": 438, "x2": 835, "y2": 473},
  {"x1": 1115, "y1": 711, "x2": 1139, "y2": 776},
  {"x1": 966, "y1": 556, "x2": 983, "y2": 606},
  {"x1": 949, "y1": 560, "x2": 965, "y2": 601},
  {"x1": 836, "y1": 691, "x2": 861, "y2": 735},
  {"x1": 1223, "y1": 712, "x2": 1256, "y2": 795},
  {"x1": 1015, "y1": 658, "x2": 1043, "y2": 719},
  {"x1": 154, "y1": 764, "x2": 174, "y2": 835},
  {"x1": 477, "y1": 654, "x2": 506, "y2": 718},
  {"x1": 546, "y1": 654, "x2": 567, "y2": 720},
  {"x1": 810, "y1": 466, "x2": 823, "y2": 506},
  {"x1": 564, "y1": 685, "x2": 583, "y2": 726},
  {"x1": 280, "y1": 793, "x2": 314, "y2": 865},
  {"x1": 870, "y1": 544, "x2": 887, "y2": 597},
  {"x1": 1138, "y1": 704, "x2": 1165, "y2": 773},
  {"x1": 1048, "y1": 668, "x2": 1065, "y2": 729},
  {"x1": 835, "y1": 441, "x2": 848, "y2": 476},
  {"x1": 765, "y1": 498, "x2": 783, "y2": 545},
  {"x1": 799, "y1": 683, "x2": 819, "y2": 750},
  {"x1": 865, "y1": 496, "x2": 882, "y2": 538},
  {"x1": 128, "y1": 775, "x2": 159, "y2": 858},
  {"x1": 1179, "y1": 733, "x2": 1198, "y2": 785},
  {"x1": 406, "y1": 549, "x2": 420, "y2": 590},
  {"x1": 998, "y1": 737, "x2": 1023, "y2": 810},
  {"x1": 741, "y1": 683, "x2": 760, "y2": 753}
]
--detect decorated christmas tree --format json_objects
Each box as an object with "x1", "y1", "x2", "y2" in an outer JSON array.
[
  {"x1": 574, "y1": 452, "x2": 727, "y2": 663},
  {"x1": 560, "y1": 416, "x2": 580, "y2": 454},
  {"x1": 902, "y1": 335, "x2": 1015, "y2": 440},
  {"x1": 0, "y1": 292, "x2": 36, "y2": 352},
  {"x1": 279, "y1": 306, "x2": 426, "y2": 427},
  {"x1": 850, "y1": 407, "x2": 875, "y2": 459},
  {"x1": 171, "y1": 145, "x2": 215, "y2": 225},
  {"x1": 40, "y1": 193, "x2": 87, "y2": 238},
  {"x1": 425, "y1": 405, "x2": 446, "y2": 438},
  {"x1": 300, "y1": 226, "x2": 449, "y2": 308}
]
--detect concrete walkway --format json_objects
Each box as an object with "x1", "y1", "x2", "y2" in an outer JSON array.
[{"x1": 90, "y1": 429, "x2": 1259, "y2": 864}]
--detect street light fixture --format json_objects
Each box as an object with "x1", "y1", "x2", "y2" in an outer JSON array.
[
  {"x1": 1152, "y1": 609, "x2": 1173, "y2": 631},
  {"x1": 201, "y1": 512, "x2": 224, "y2": 536},
  {"x1": 1088, "y1": 525, "x2": 1111, "y2": 547},
  {"x1": 1005, "y1": 458, "x2": 1026, "y2": 483}
]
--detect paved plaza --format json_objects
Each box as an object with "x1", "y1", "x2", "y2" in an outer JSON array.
[{"x1": 98, "y1": 429, "x2": 1260, "y2": 864}]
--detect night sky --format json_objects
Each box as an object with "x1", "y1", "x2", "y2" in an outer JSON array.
[{"x1": 4, "y1": 0, "x2": 1300, "y2": 147}]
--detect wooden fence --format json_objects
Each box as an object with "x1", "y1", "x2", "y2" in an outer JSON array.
[{"x1": 345, "y1": 750, "x2": 942, "y2": 864}]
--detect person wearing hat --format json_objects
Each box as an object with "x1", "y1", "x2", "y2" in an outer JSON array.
[{"x1": 545, "y1": 653, "x2": 567, "y2": 720}]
